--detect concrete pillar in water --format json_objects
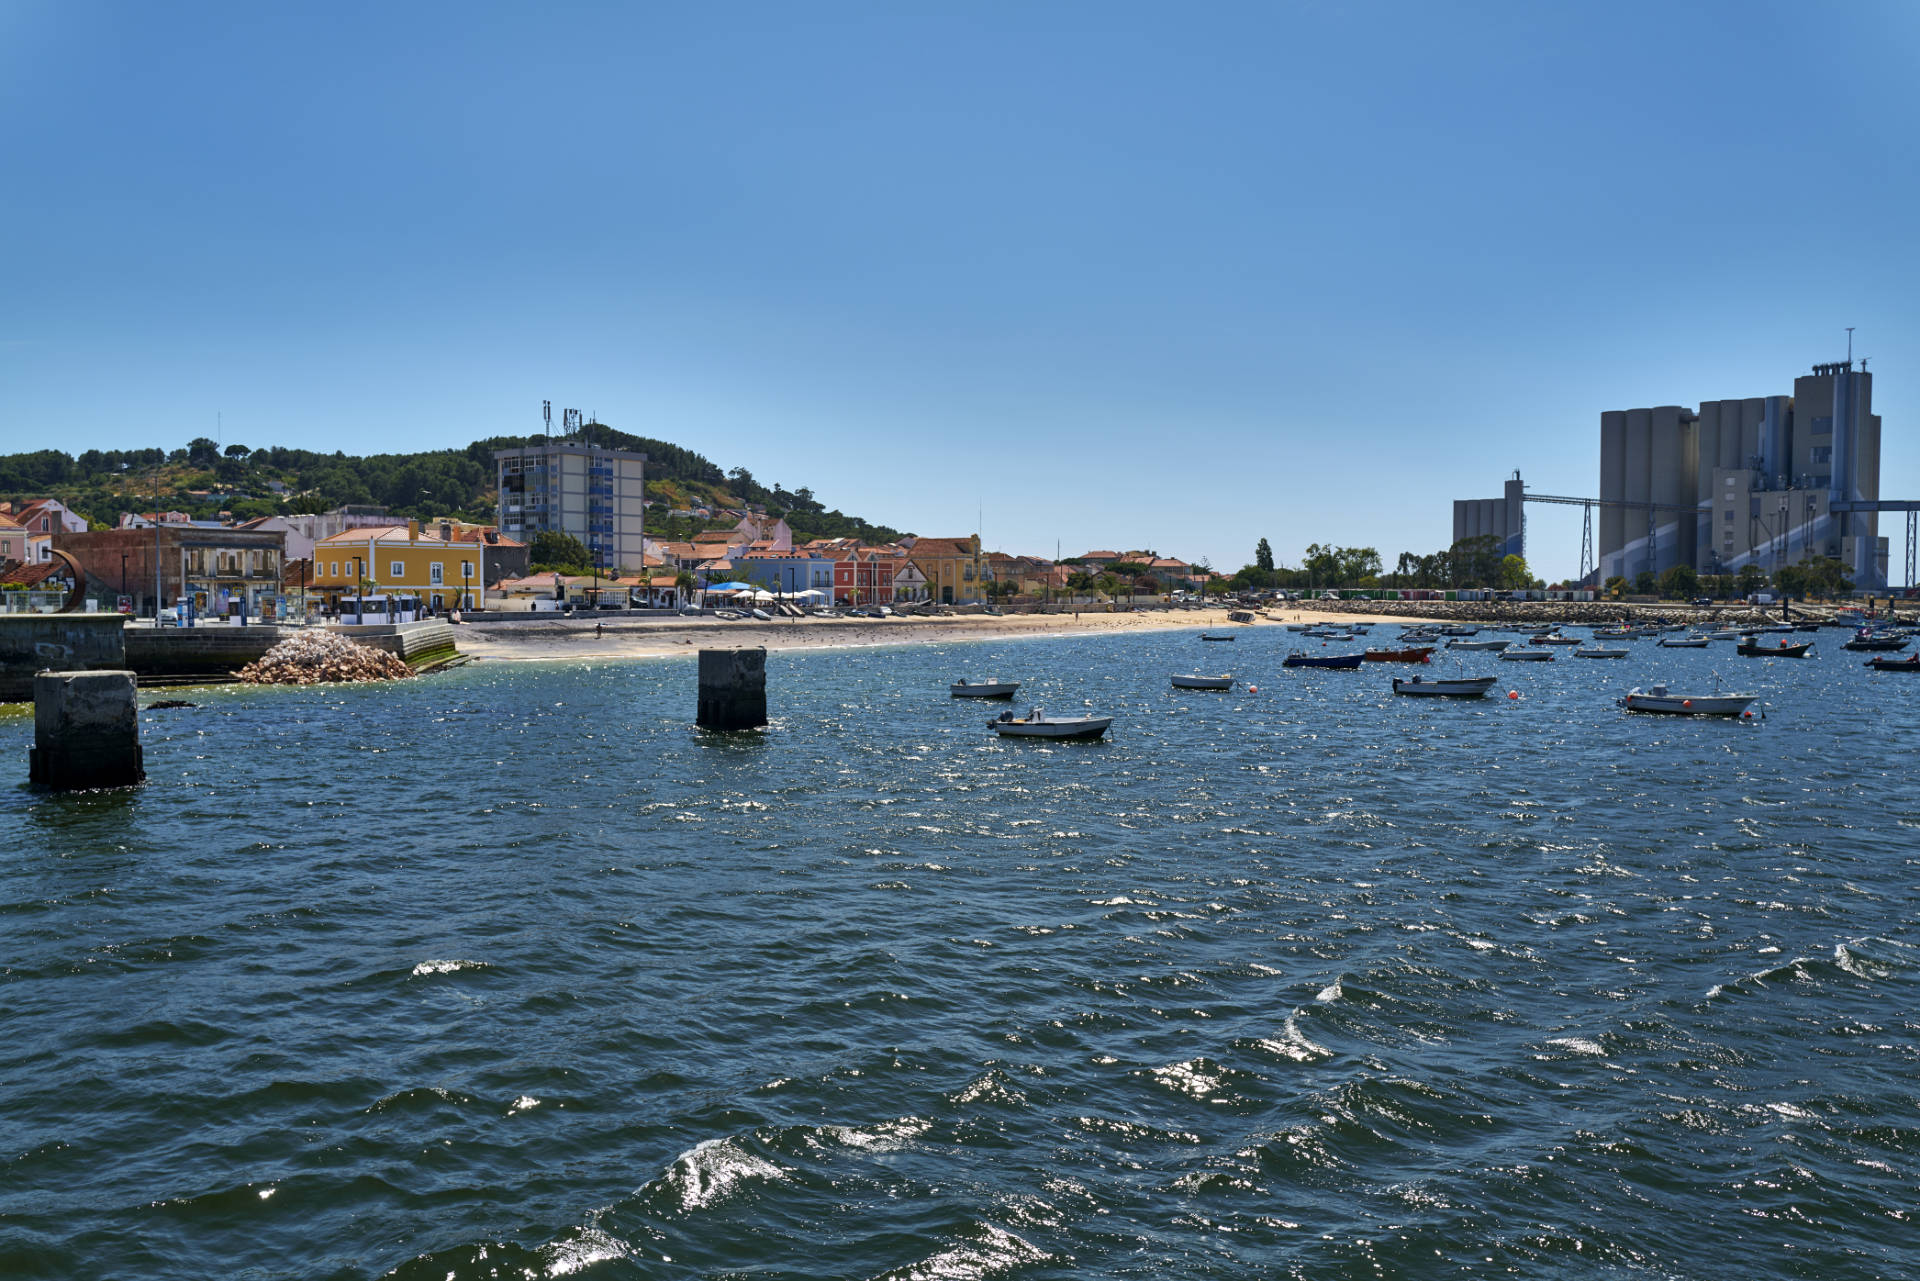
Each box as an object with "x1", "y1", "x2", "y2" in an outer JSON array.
[
  {"x1": 29, "y1": 670, "x2": 145, "y2": 789},
  {"x1": 697, "y1": 647, "x2": 767, "y2": 731}
]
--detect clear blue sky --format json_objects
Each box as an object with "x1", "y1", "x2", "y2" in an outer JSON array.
[{"x1": 4, "y1": 1, "x2": 1917, "y2": 579}]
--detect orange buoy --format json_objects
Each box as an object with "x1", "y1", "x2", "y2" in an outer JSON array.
[
  {"x1": 1508, "y1": 690, "x2": 1519, "y2": 699},
  {"x1": 1248, "y1": 685, "x2": 1258, "y2": 693},
  {"x1": 1683, "y1": 699, "x2": 1692, "y2": 708}
]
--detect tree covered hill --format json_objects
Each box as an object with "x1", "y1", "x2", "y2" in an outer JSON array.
[{"x1": 0, "y1": 425, "x2": 904, "y2": 544}]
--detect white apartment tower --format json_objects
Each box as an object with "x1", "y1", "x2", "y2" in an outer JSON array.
[{"x1": 494, "y1": 442, "x2": 648, "y2": 572}]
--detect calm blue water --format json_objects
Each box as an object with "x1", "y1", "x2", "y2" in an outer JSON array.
[{"x1": 4, "y1": 627, "x2": 1918, "y2": 1279}]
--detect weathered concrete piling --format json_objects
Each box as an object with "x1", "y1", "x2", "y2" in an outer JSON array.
[
  {"x1": 30, "y1": 670, "x2": 145, "y2": 790},
  {"x1": 697, "y1": 647, "x2": 767, "y2": 731}
]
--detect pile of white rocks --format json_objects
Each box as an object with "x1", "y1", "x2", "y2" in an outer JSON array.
[{"x1": 237, "y1": 630, "x2": 413, "y2": 685}]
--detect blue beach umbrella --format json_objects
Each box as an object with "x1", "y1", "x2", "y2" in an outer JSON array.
[{"x1": 705, "y1": 581, "x2": 754, "y2": 592}]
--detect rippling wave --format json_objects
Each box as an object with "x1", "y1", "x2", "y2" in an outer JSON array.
[{"x1": 3, "y1": 630, "x2": 1918, "y2": 1278}]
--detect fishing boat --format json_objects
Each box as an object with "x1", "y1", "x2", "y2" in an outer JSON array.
[
  {"x1": 1171, "y1": 674, "x2": 1235, "y2": 689},
  {"x1": 1736, "y1": 636, "x2": 1814, "y2": 658},
  {"x1": 988, "y1": 708, "x2": 1112, "y2": 739},
  {"x1": 1658, "y1": 634, "x2": 1711, "y2": 648},
  {"x1": 1707, "y1": 629, "x2": 1743, "y2": 640},
  {"x1": 1500, "y1": 647, "x2": 1556, "y2": 661},
  {"x1": 1842, "y1": 630, "x2": 1910, "y2": 652},
  {"x1": 1441, "y1": 625, "x2": 1481, "y2": 636},
  {"x1": 1574, "y1": 646, "x2": 1629, "y2": 659},
  {"x1": 1591, "y1": 627, "x2": 1635, "y2": 640},
  {"x1": 1362, "y1": 645, "x2": 1434, "y2": 663},
  {"x1": 1446, "y1": 638, "x2": 1512, "y2": 651},
  {"x1": 1282, "y1": 652, "x2": 1364, "y2": 669},
  {"x1": 1865, "y1": 653, "x2": 1920, "y2": 671},
  {"x1": 1531, "y1": 633, "x2": 1583, "y2": 646},
  {"x1": 1199, "y1": 632, "x2": 1237, "y2": 642},
  {"x1": 1618, "y1": 683, "x2": 1758, "y2": 716},
  {"x1": 1391, "y1": 674, "x2": 1498, "y2": 698},
  {"x1": 950, "y1": 678, "x2": 1021, "y2": 699}
]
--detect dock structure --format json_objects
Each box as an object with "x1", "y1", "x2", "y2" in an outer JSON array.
[
  {"x1": 697, "y1": 647, "x2": 768, "y2": 731},
  {"x1": 29, "y1": 669, "x2": 145, "y2": 790}
]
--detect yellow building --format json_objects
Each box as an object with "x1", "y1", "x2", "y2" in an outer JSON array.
[
  {"x1": 312, "y1": 522, "x2": 482, "y2": 611},
  {"x1": 905, "y1": 535, "x2": 985, "y2": 605}
]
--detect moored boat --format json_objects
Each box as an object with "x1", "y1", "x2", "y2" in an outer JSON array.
[
  {"x1": 1618, "y1": 683, "x2": 1758, "y2": 716},
  {"x1": 1865, "y1": 653, "x2": 1920, "y2": 671},
  {"x1": 1500, "y1": 647, "x2": 1556, "y2": 661},
  {"x1": 1199, "y1": 632, "x2": 1237, "y2": 642},
  {"x1": 1445, "y1": 638, "x2": 1512, "y2": 651},
  {"x1": 951, "y1": 678, "x2": 1021, "y2": 699},
  {"x1": 988, "y1": 708, "x2": 1113, "y2": 739},
  {"x1": 1736, "y1": 637, "x2": 1814, "y2": 658},
  {"x1": 1171, "y1": 673, "x2": 1235, "y2": 689},
  {"x1": 1531, "y1": 633, "x2": 1583, "y2": 646},
  {"x1": 1842, "y1": 630, "x2": 1910, "y2": 652},
  {"x1": 1282, "y1": 652, "x2": 1364, "y2": 669},
  {"x1": 1362, "y1": 646, "x2": 1434, "y2": 663},
  {"x1": 1574, "y1": 646, "x2": 1629, "y2": 658},
  {"x1": 1391, "y1": 674, "x2": 1497, "y2": 697},
  {"x1": 1658, "y1": 634, "x2": 1711, "y2": 648}
]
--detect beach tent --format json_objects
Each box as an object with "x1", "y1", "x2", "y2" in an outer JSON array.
[
  {"x1": 792, "y1": 589, "x2": 827, "y2": 601},
  {"x1": 752, "y1": 590, "x2": 775, "y2": 602}
]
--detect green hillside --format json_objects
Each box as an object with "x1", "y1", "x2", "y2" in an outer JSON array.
[{"x1": 0, "y1": 426, "x2": 904, "y2": 545}]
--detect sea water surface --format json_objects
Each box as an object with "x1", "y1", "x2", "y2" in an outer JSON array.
[{"x1": 3, "y1": 627, "x2": 1917, "y2": 1279}]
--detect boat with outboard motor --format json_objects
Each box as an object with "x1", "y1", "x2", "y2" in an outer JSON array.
[
  {"x1": 988, "y1": 707, "x2": 1113, "y2": 739},
  {"x1": 1865, "y1": 653, "x2": 1920, "y2": 672},
  {"x1": 1658, "y1": 634, "x2": 1711, "y2": 648},
  {"x1": 1736, "y1": 636, "x2": 1814, "y2": 658},
  {"x1": 1446, "y1": 638, "x2": 1512, "y2": 651},
  {"x1": 1171, "y1": 674, "x2": 1235, "y2": 689},
  {"x1": 1574, "y1": 646, "x2": 1628, "y2": 658},
  {"x1": 1199, "y1": 632, "x2": 1237, "y2": 642},
  {"x1": 1391, "y1": 674, "x2": 1498, "y2": 698},
  {"x1": 1618, "y1": 683, "x2": 1758, "y2": 716},
  {"x1": 1842, "y1": 630, "x2": 1910, "y2": 652}
]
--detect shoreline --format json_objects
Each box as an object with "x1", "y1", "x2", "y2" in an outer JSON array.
[{"x1": 453, "y1": 606, "x2": 1423, "y2": 664}]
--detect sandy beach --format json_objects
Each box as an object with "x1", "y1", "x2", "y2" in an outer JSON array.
[{"x1": 454, "y1": 605, "x2": 1418, "y2": 663}]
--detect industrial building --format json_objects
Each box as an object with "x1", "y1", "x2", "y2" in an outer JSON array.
[
  {"x1": 1452, "y1": 472, "x2": 1526, "y2": 559},
  {"x1": 1597, "y1": 361, "x2": 1887, "y2": 587},
  {"x1": 494, "y1": 441, "x2": 648, "y2": 573}
]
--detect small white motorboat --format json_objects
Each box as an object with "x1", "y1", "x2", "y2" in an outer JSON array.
[
  {"x1": 1707, "y1": 629, "x2": 1742, "y2": 641},
  {"x1": 1574, "y1": 646, "x2": 1629, "y2": 659},
  {"x1": 1618, "y1": 683, "x2": 1758, "y2": 717},
  {"x1": 1531, "y1": 633, "x2": 1582, "y2": 646},
  {"x1": 951, "y1": 679, "x2": 1021, "y2": 699},
  {"x1": 1392, "y1": 674, "x2": 1498, "y2": 698},
  {"x1": 1171, "y1": 674, "x2": 1235, "y2": 690},
  {"x1": 1445, "y1": 638, "x2": 1512, "y2": 651},
  {"x1": 1500, "y1": 647, "x2": 1556, "y2": 661},
  {"x1": 1658, "y1": 634, "x2": 1712, "y2": 648},
  {"x1": 988, "y1": 708, "x2": 1113, "y2": 739}
]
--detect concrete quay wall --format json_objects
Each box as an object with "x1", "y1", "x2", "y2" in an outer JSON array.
[
  {"x1": 0, "y1": 614, "x2": 128, "y2": 702},
  {"x1": 125, "y1": 626, "x2": 292, "y2": 677}
]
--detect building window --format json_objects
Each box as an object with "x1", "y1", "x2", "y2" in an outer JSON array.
[
  {"x1": 390, "y1": 560, "x2": 405, "y2": 578},
  {"x1": 462, "y1": 561, "x2": 474, "y2": 579},
  {"x1": 1724, "y1": 510, "x2": 1734, "y2": 523},
  {"x1": 430, "y1": 562, "x2": 444, "y2": 585},
  {"x1": 1811, "y1": 445, "x2": 1832, "y2": 464},
  {"x1": 1811, "y1": 415, "x2": 1833, "y2": 435},
  {"x1": 330, "y1": 562, "x2": 338, "y2": 578}
]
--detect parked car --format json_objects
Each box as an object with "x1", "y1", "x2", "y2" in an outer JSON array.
[{"x1": 1691, "y1": 596, "x2": 1713, "y2": 606}]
